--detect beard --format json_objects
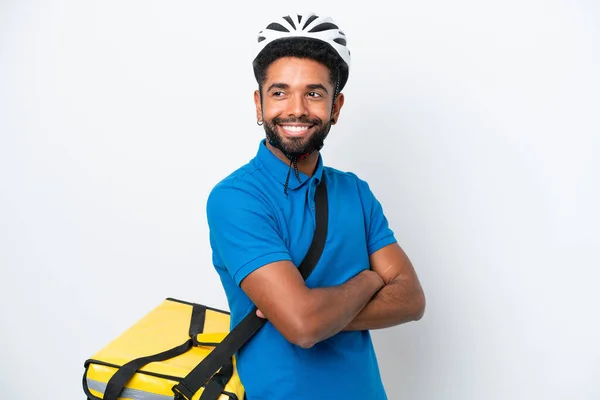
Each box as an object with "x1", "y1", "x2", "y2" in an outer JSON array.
[{"x1": 263, "y1": 115, "x2": 332, "y2": 158}]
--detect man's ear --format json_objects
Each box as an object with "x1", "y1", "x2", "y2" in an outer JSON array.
[
  {"x1": 254, "y1": 90, "x2": 263, "y2": 123},
  {"x1": 331, "y1": 92, "x2": 345, "y2": 125}
]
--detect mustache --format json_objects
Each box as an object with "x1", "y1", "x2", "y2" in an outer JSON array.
[{"x1": 272, "y1": 115, "x2": 323, "y2": 126}]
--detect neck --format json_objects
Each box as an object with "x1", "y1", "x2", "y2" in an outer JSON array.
[{"x1": 265, "y1": 141, "x2": 320, "y2": 177}]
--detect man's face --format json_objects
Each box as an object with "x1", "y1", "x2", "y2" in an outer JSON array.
[{"x1": 254, "y1": 57, "x2": 344, "y2": 156}]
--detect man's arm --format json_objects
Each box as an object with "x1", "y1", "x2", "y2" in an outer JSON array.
[
  {"x1": 243, "y1": 260, "x2": 384, "y2": 349},
  {"x1": 343, "y1": 242, "x2": 425, "y2": 331}
]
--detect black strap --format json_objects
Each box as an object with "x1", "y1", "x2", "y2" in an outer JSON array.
[
  {"x1": 102, "y1": 304, "x2": 207, "y2": 400},
  {"x1": 103, "y1": 340, "x2": 193, "y2": 400},
  {"x1": 190, "y1": 304, "x2": 207, "y2": 337},
  {"x1": 199, "y1": 359, "x2": 234, "y2": 400},
  {"x1": 298, "y1": 177, "x2": 329, "y2": 278},
  {"x1": 172, "y1": 178, "x2": 329, "y2": 400}
]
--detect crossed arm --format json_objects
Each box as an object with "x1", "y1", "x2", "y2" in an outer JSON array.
[
  {"x1": 241, "y1": 242, "x2": 425, "y2": 348},
  {"x1": 343, "y1": 242, "x2": 425, "y2": 331}
]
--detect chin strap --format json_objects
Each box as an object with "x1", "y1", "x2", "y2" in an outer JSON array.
[
  {"x1": 266, "y1": 136, "x2": 315, "y2": 197},
  {"x1": 282, "y1": 153, "x2": 310, "y2": 196}
]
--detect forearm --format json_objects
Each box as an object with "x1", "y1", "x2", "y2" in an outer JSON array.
[
  {"x1": 343, "y1": 277, "x2": 425, "y2": 331},
  {"x1": 298, "y1": 270, "x2": 383, "y2": 347}
]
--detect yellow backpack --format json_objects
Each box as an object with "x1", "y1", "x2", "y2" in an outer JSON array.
[
  {"x1": 83, "y1": 298, "x2": 244, "y2": 399},
  {"x1": 82, "y1": 179, "x2": 329, "y2": 400}
]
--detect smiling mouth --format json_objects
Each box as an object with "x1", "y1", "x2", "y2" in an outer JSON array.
[{"x1": 279, "y1": 125, "x2": 313, "y2": 136}]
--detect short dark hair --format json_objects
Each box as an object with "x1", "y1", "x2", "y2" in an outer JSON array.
[{"x1": 252, "y1": 37, "x2": 343, "y2": 94}]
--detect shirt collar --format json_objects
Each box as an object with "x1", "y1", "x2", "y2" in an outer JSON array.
[{"x1": 255, "y1": 139, "x2": 324, "y2": 191}]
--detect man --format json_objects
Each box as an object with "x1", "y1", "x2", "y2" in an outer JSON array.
[{"x1": 206, "y1": 13, "x2": 425, "y2": 399}]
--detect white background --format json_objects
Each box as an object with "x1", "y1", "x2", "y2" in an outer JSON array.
[{"x1": 1, "y1": 1, "x2": 599, "y2": 399}]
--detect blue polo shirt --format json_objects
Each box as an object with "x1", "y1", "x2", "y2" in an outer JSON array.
[{"x1": 206, "y1": 139, "x2": 397, "y2": 399}]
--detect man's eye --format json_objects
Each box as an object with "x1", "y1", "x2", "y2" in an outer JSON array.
[
  {"x1": 272, "y1": 91, "x2": 284, "y2": 97},
  {"x1": 308, "y1": 91, "x2": 322, "y2": 98}
]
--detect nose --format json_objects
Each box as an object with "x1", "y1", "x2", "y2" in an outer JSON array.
[{"x1": 285, "y1": 93, "x2": 308, "y2": 119}]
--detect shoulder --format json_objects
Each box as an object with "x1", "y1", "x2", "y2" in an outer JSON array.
[
  {"x1": 323, "y1": 166, "x2": 384, "y2": 217},
  {"x1": 323, "y1": 166, "x2": 373, "y2": 194},
  {"x1": 208, "y1": 158, "x2": 260, "y2": 196},
  {"x1": 206, "y1": 160, "x2": 273, "y2": 221}
]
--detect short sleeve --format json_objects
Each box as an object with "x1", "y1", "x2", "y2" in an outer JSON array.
[
  {"x1": 206, "y1": 182, "x2": 292, "y2": 286},
  {"x1": 356, "y1": 177, "x2": 397, "y2": 255}
]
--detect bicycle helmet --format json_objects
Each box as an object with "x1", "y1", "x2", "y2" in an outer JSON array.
[{"x1": 252, "y1": 13, "x2": 351, "y2": 93}]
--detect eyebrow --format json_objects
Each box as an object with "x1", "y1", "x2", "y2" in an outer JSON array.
[
  {"x1": 266, "y1": 82, "x2": 329, "y2": 94},
  {"x1": 306, "y1": 84, "x2": 329, "y2": 94}
]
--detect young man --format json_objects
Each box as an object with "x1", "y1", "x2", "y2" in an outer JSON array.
[{"x1": 206, "y1": 13, "x2": 425, "y2": 399}]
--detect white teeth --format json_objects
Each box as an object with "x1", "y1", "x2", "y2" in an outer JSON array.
[{"x1": 282, "y1": 125, "x2": 309, "y2": 132}]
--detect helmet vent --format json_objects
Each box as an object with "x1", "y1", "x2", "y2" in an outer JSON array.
[
  {"x1": 266, "y1": 22, "x2": 289, "y2": 32},
  {"x1": 308, "y1": 22, "x2": 339, "y2": 33},
  {"x1": 302, "y1": 15, "x2": 319, "y2": 29},
  {"x1": 283, "y1": 15, "x2": 296, "y2": 30}
]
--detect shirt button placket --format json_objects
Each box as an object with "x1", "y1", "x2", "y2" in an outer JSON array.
[{"x1": 310, "y1": 179, "x2": 317, "y2": 211}]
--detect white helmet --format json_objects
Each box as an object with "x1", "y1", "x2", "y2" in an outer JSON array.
[{"x1": 252, "y1": 13, "x2": 351, "y2": 91}]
